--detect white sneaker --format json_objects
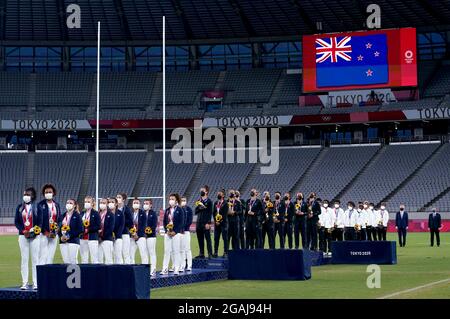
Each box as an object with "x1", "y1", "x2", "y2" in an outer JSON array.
[
  {"x1": 32, "y1": 284, "x2": 38, "y2": 290},
  {"x1": 174, "y1": 270, "x2": 179, "y2": 276},
  {"x1": 179, "y1": 267, "x2": 184, "y2": 273},
  {"x1": 20, "y1": 284, "x2": 28, "y2": 290},
  {"x1": 186, "y1": 267, "x2": 192, "y2": 272},
  {"x1": 168, "y1": 267, "x2": 175, "y2": 272},
  {"x1": 150, "y1": 270, "x2": 156, "y2": 277},
  {"x1": 160, "y1": 269, "x2": 168, "y2": 275}
]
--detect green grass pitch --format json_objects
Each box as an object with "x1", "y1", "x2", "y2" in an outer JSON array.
[{"x1": 0, "y1": 233, "x2": 448, "y2": 299}]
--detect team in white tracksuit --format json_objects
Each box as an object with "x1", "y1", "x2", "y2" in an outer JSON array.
[
  {"x1": 321, "y1": 202, "x2": 336, "y2": 254},
  {"x1": 332, "y1": 200, "x2": 345, "y2": 241},
  {"x1": 377, "y1": 203, "x2": 390, "y2": 240}
]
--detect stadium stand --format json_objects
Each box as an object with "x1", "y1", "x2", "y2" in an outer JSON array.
[
  {"x1": 1, "y1": 141, "x2": 450, "y2": 223},
  {"x1": 340, "y1": 143, "x2": 441, "y2": 211},
  {"x1": 292, "y1": 145, "x2": 381, "y2": 201},
  {"x1": 0, "y1": 153, "x2": 27, "y2": 217},
  {"x1": 424, "y1": 61, "x2": 450, "y2": 97}
]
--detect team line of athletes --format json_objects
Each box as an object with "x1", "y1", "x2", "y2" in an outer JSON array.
[{"x1": 14, "y1": 183, "x2": 391, "y2": 290}]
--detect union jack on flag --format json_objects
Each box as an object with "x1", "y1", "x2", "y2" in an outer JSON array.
[{"x1": 315, "y1": 36, "x2": 352, "y2": 63}]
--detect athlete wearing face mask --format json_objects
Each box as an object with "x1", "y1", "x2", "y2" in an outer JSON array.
[
  {"x1": 344, "y1": 201, "x2": 357, "y2": 240},
  {"x1": 293, "y1": 193, "x2": 308, "y2": 249},
  {"x1": 226, "y1": 190, "x2": 241, "y2": 251},
  {"x1": 306, "y1": 192, "x2": 321, "y2": 251},
  {"x1": 332, "y1": 199, "x2": 345, "y2": 241},
  {"x1": 179, "y1": 197, "x2": 193, "y2": 272},
  {"x1": 37, "y1": 183, "x2": 61, "y2": 266},
  {"x1": 142, "y1": 199, "x2": 157, "y2": 275},
  {"x1": 272, "y1": 192, "x2": 285, "y2": 248},
  {"x1": 129, "y1": 198, "x2": 148, "y2": 265},
  {"x1": 98, "y1": 198, "x2": 115, "y2": 264},
  {"x1": 213, "y1": 190, "x2": 229, "y2": 257},
  {"x1": 58, "y1": 199, "x2": 83, "y2": 264},
  {"x1": 161, "y1": 194, "x2": 184, "y2": 275},
  {"x1": 261, "y1": 191, "x2": 275, "y2": 250},
  {"x1": 280, "y1": 193, "x2": 295, "y2": 249},
  {"x1": 194, "y1": 185, "x2": 213, "y2": 259},
  {"x1": 15, "y1": 187, "x2": 41, "y2": 290},
  {"x1": 245, "y1": 189, "x2": 264, "y2": 249},
  {"x1": 116, "y1": 193, "x2": 133, "y2": 265},
  {"x1": 110, "y1": 198, "x2": 125, "y2": 264},
  {"x1": 80, "y1": 196, "x2": 100, "y2": 264},
  {"x1": 377, "y1": 203, "x2": 389, "y2": 241}
]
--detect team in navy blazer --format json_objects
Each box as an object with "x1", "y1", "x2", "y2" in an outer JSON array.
[{"x1": 80, "y1": 196, "x2": 101, "y2": 263}]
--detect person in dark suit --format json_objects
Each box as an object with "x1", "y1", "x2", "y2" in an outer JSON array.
[
  {"x1": 428, "y1": 208, "x2": 442, "y2": 247},
  {"x1": 395, "y1": 204, "x2": 409, "y2": 247},
  {"x1": 293, "y1": 192, "x2": 308, "y2": 249}
]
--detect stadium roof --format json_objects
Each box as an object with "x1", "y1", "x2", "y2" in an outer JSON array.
[{"x1": 0, "y1": 0, "x2": 449, "y2": 44}]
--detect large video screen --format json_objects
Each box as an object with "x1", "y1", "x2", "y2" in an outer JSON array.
[{"x1": 303, "y1": 28, "x2": 417, "y2": 93}]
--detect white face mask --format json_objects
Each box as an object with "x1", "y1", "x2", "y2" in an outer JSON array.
[
  {"x1": 347, "y1": 206, "x2": 353, "y2": 210},
  {"x1": 84, "y1": 202, "x2": 92, "y2": 210},
  {"x1": 66, "y1": 203, "x2": 74, "y2": 211},
  {"x1": 108, "y1": 203, "x2": 115, "y2": 210},
  {"x1": 363, "y1": 205, "x2": 368, "y2": 209},
  {"x1": 369, "y1": 206, "x2": 374, "y2": 210},
  {"x1": 334, "y1": 204, "x2": 339, "y2": 208},
  {"x1": 99, "y1": 203, "x2": 107, "y2": 211},
  {"x1": 181, "y1": 201, "x2": 187, "y2": 207},
  {"x1": 117, "y1": 198, "x2": 123, "y2": 204},
  {"x1": 169, "y1": 199, "x2": 176, "y2": 207},
  {"x1": 23, "y1": 195, "x2": 31, "y2": 203},
  {"x1": 323, "y1": 204, "x2": 328, "y2": 208},
  {"x1": 381, "y1": 206, "x2": 385, "y2": 210},
  {"x1": 45, "y1": 193, "x2": 53, "y2": 200},
  {"x1": 143, "y1": 204, "x2": 151, "y2": 211},
  {"x1": 133, "y1": 203, "x2": 140, "y2": 210}
]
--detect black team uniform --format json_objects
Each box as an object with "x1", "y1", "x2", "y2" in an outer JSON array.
[
  {"x1": 281, "y1": 199, "x2": 295, "y2": 249},
  {"x1": 245, "y1": 197, "x2": 263, "y2": 249},
  {"x1": 294, "y1": 199, "x2": 308, "y2": 249},
  {"x1": 213, "y1": 197, "x2": 229, "y2": 257},
  {"x1": 195, "y1": 197, "x2": 213, "y2": 258},
  {"x1": 261, "y1": 200, "x2": 275, "y2": 249}
]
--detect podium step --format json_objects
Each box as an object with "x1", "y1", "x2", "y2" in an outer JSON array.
[
  {"x1": 151, "y1": 269, "x2": 228, "y2": 289},
  {"x1": 192, "y1": 257, "x2": 228, "y2": 269},
  {"x1": 0, "y1": 286, "x2": 38, "y2": 299}
]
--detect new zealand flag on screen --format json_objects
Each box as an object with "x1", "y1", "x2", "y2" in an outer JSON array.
[{"x1": 315, "y1": 34, "x2": 388, "y2": 87}]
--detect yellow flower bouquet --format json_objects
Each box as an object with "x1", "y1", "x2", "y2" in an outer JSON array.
[
  {"x1": 145, "y1": 227, "x2": 153, "y2": 236},
  {"x1": 83, "y1": 219, "x2": 90, "y2": 228}
]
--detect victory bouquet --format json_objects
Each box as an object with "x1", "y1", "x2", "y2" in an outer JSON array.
[
  {"x1": 83, "y1": 219, "x2": 90, "y2": 228},
  {"x1": 145, "y1": 227, "x2": 153, "y2": 237},
  {"x1": 166, "y1": 222, "x2": 174, "y2": 234},
  {"x1": 129, "y1": 226, "x2": 138, "y2": 240},
  {"x1": 49, "y1": 222, "x2": 58, "y2": 238},
  {"x1": 61, "y1": 224, "x2": 70, "y2": 242},
  {"x1": 28, "y1": 225, "x2": 41, "y2": 239},
  {"x1": 215, "y1": 213, "x2": 223, "y2": 224}
]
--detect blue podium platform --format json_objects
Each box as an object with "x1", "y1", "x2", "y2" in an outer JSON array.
[
  {"x1": 151, "y1": 269, "x2": 228, "y2": 289},
  {"x1": 228, "y1": 249, "x2": 312, "y2": 280},
  {"x1": 37, "y1": 264, "x2": 151, "y2": 299},
  {"x1": 331, "y1": 241, "x2": 397, "y2": 264},
  {"x1": 192, "y1": 257, "x2": 229, "y2": 269},
  {"x1": 0, "y1": 286, "x2": 37, "y2": 299}
]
